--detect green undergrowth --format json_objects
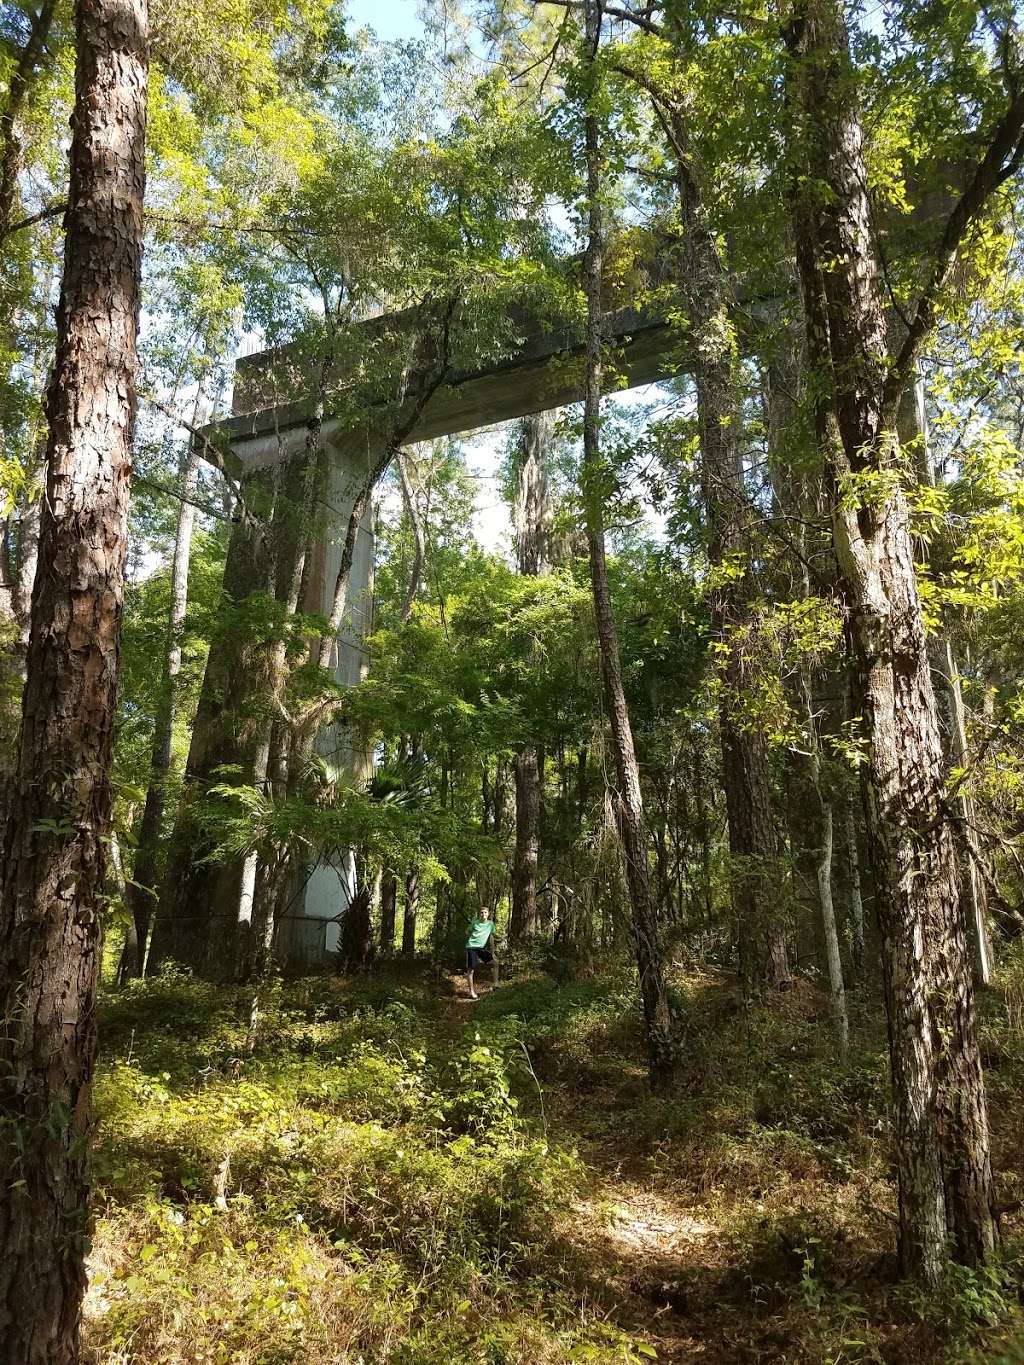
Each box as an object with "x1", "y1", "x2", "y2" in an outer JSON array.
[
  {"x1": 86, "y1": 967, "x2": 648, "y2": 1364},
  {"x1": 84, "y1": 958, "x2": 1024, "y2": 1364}
]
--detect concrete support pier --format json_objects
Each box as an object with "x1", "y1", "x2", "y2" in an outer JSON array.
[{"x1": 275, "y1": 445, "x2": 376, "y2": 969}]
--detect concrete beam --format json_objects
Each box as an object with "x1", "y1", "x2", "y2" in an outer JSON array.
[
  {"x1": 213, "y1": 299, "x2": 679, "y2": 469},
  {"x1": 207, "y1": 159, "x2": 963, "y2": 470}
]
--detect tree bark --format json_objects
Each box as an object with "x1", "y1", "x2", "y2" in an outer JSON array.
[
  {"x1": 666, "y1": 113, "x2": 791, "y2": 992},
  {"x1": 510, "y1": 411, "x2": 554, "y2": 942},
  {"x1": 581, "y1": 0, "x2": 676, "y2": 1086},
  {"x1": 0, "y1": 0, "x2": 147, "y2": 1356},
  {"x1": 380, "y1": 869, "x2": 397, "y2": 953},
  {"x1": 512, "y1": 744, "x2": 541, "y2": 939},
  {"x1": 898, "y1": 381, "x2": 992, "y2": 988},
  {"x1": 338, "y1": 884, "x2": 374, "y2": 974},
  {"x1": 843, "y1": 799, "x2": 866, "y2": 977},
  {"x1": 786, "y1": 0, "x2": 998, "y2": 1280},
  {"x1": 433, "y1": 878, "x2": 449, "y2": 957},
  {"x1": 765, "y1": 355, "x2": 847, "y2": 1036},
  {"x1": 931, "y1": 633, "x2": 992, "y2": 986},
  {"x1": 0, "y1": 0, "x2": 58, "y2": 240},
  {"x1": 10, "y1": 448, "x2": 47, "y2": 659},
  {"x1": 401, "y1": 865, "x2": 419, "y2": 956},
  {"x1": 120, "y1": 391, "x2": 206, "y2": 979},
  {"x1": 514, "y1": 410, "x2": 555, "y2": 576},
  {"x1": 800, "y1": 675, "x2": 849, "y2": 1051}
]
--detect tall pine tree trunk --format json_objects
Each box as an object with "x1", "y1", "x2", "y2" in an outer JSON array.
[
  {"x1": 0, "y1": 0, "x2": 147, "y2": 1355},
  {"x1": 666, "y1": 118, "x2": 790, "y2": 992},
  {"x1": 581, "y1": 0, "x2": 676, "y2": 1086},
  {"x1": 511, "y1": 411, "x2": 554, "y2": 942},
  {"x1": 786, "y1": 0, "x2": 998, "y2": 1280},
  {"x1": 380, "y1": 870, "x2": 397, "y2": 953},
  {"x1": 120, "y1": 390, "x2": 206, "y2": 979}
]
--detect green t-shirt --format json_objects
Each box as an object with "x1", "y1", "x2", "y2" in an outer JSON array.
[{"x1": 466, "y1": 919, "x2": 495, "y2": 949}]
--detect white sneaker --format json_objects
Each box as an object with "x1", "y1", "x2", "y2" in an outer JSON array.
[{"x1": 469, "y1": 992, "x2": 478, "y2": 1000}]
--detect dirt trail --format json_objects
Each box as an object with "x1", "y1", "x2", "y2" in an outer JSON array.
[
  {"x1": 433, "y1": 968, "x2": 480, "y2": 1039},
  {"x1": 430, "y1": 974, "x2": 722, "y2": 1361},
  {"x1": 569, "y1": 1179, "x2": 723, "y2": 1363}
]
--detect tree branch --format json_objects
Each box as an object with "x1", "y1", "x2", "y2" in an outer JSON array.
[
  {"x1": 885, "y1": 87, "x2": 1024, "y2": 405},
  {"x1": 0, "y1": 198, "x2": 65, "y2": 240},
  {"x1": 602, "y1": 2, "x2": 664, "y2": 36},
  {"x1": 133, "y1": 474, "x2": 231, "y2": 521},
  {"x1": 529, "y1": 0, "x2": 665, "y2": 38},
  {"x1": 138, "y1": 386, "x2": 246, "y2": 513}
]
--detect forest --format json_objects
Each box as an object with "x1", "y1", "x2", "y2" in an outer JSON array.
[{"x1": 1, "y1": 0, "x2": 1024, "y2": 1360}]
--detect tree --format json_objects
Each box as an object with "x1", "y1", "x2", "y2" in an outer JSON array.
[
  {"x1": 578, "y1": 0, "x2": 677, "y2": 1085},
  {"x1": 510, "y1": 410, "x2": 555, "y2": 941},
  {"x1": 0, "y1": 0, "x2": 59, "y2": 242},
  {"x1": 119, "y1": 385, "x2": 211, "y2": 979},
  {"x1": 784, "y1": 0, "x2": 1015, "y2": 1280},
  {"x1": 0, "y1": 0, "x2": 148, "y2": 1355},
  {"x1": 897, "y1": 382, "x2": 993, "y2": 988},
  {"x1": 667, "y1": 128, "x2": 792, "y2": 994}
]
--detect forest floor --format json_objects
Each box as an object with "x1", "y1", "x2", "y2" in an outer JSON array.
[{"x1": 83, "y1": 950, "x2": 1024, "y2": 1364}]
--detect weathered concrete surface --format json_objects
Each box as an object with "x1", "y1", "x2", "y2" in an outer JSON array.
[
  {"x1": 209, "y1": 159, "x2": 962, "y2": 471},
  {"x1": 218, "y1": 296, "x2": 680, "y2": 468},
  {"x1": 275, "y1": 456, "x2": 376, "y2": 969}
]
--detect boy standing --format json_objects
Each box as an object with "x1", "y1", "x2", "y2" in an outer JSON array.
[{"x1": 465, "y1": 906, "x2": 498, "y2": 1000}]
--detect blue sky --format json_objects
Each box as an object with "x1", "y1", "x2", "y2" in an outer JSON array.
[{"x1": 346, "y1": 0, "x2": 425, "y2": 42}]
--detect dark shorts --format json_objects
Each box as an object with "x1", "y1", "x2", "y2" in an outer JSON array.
[{"x1": 466, "y1": 946, "x2": 494, "y2": 971}]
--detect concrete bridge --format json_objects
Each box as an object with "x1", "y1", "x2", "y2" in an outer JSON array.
[
  {"x1": 168, "y1": 270, "x2": 686, "y2": 971},
  {"x1": 148, "y1": 152, "x2": 961, "y2": 972}
]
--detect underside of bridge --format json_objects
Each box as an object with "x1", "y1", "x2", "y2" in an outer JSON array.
[{"x1": 219, "y1": 293, "x2": 680, "y2": 468}]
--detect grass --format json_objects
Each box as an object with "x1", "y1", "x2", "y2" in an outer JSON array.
[{"x1": 83, "y1": 954, "x2": 1024, "y2": 1363}]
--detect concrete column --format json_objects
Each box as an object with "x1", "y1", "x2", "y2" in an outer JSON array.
[{"x1": 277, "y1": 441, "x2": 377, "y2": 967}]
